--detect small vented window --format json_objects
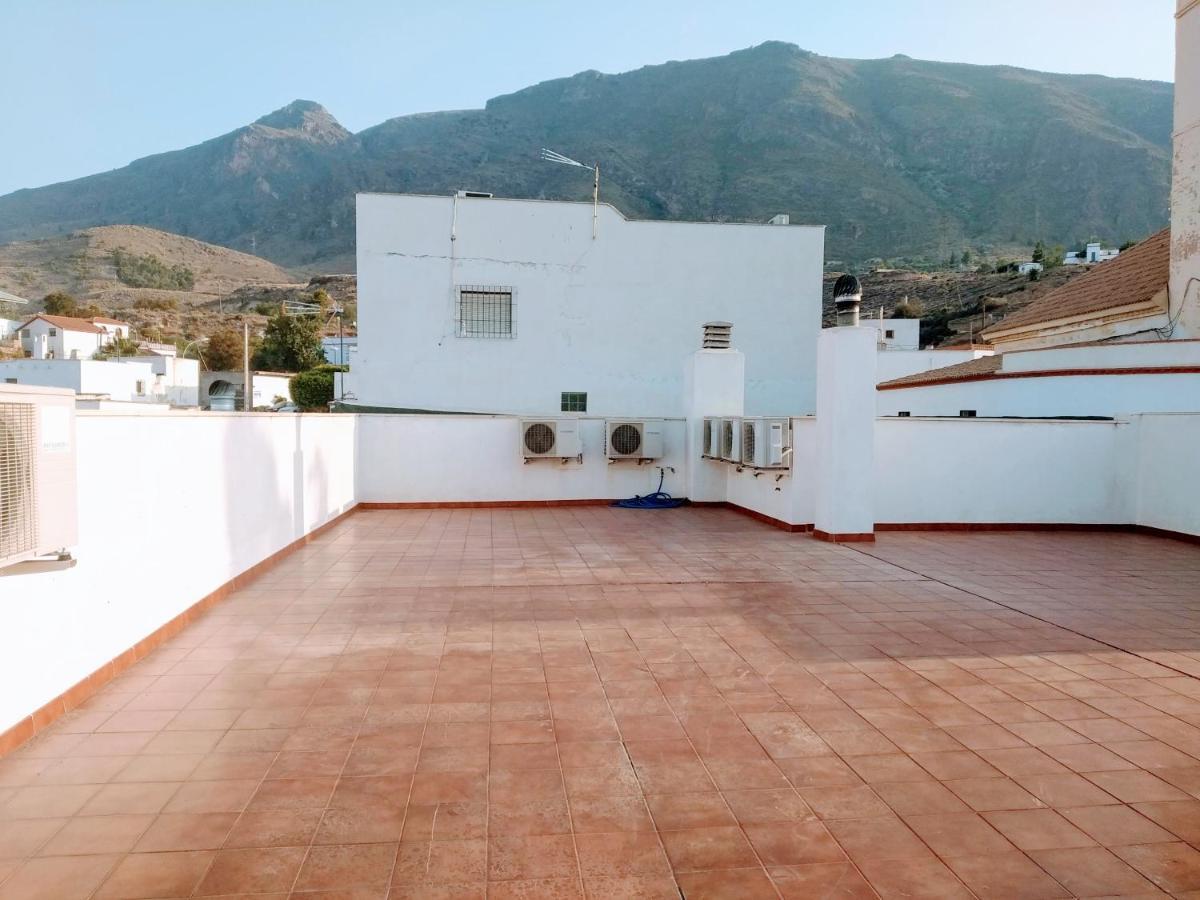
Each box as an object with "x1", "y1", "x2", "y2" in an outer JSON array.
[
  {"x1": 457, "y1": 286, "x2": 515, "y2": 338},
  {"x1": 561, "y1": 392, "x2": 587, "y2": 413},
  {"x1": 885, "y1": 329, "x2": 895, "y2": 339}
]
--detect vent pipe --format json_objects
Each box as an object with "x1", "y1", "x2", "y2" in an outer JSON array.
[
  {"x1": 832, "y1": 274, "x2": 862, "y2": 327},
  {"x1": 702, "y1": 321, "x2": 733, "y2": 349}
]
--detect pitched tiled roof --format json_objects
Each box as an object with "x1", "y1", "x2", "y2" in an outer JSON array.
[
  {"x1": 983, "y1": 229, "x2": 1170, "y2": 337},
  {"x1": 878, "y1": 354, "x2": 1003, "y2": 389},
  {"x1": 16, "y1": 314, "x2": 106, "y2": 334}
]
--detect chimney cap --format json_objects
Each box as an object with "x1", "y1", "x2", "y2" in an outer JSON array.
[
  {"x1": 832, "y1": 274, "x2": 862, "y2": 300},
  {"x1": 702, "y1": 321, "x2": 733, "y2": 349}
]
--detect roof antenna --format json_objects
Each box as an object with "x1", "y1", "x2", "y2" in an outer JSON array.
[{"x1": 540, "y1": 148, "x2": 599, "y2": 239}]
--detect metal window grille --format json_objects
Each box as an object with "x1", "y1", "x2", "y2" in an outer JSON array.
[
  {"x1": 0, "y1": 403, "x2": 37, "y2": 562},
  {"x1": 561, "y1": 392, "x2": 587, "y2": 413},
  {"x1": 457, "y1": 286, "x2": 515, "y2": 338}
]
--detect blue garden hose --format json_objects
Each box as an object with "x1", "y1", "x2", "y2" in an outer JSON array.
[{"x1": 614, "y1": 470, "x2": 685, "y2": 509}]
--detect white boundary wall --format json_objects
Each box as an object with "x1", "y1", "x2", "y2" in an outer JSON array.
[
  {"x1": 0, "y1": 412, "x2": 357, "y2": 735},
  {"x1": 1134, "y1": 413, "x2": 1200, "y2": 536},
  {"x1": 356, "y1": 416, "x2": 688, "y2": 503}
]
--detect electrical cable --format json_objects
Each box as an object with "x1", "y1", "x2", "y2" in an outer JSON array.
[{"x1": 613, "y1": 469, "x2": 684, "y2": 509}]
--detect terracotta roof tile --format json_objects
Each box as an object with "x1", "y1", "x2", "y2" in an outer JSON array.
[
  {"x1": 983, "y1": 229, "x2": 1169, "y2": 337},
  {"x1": 878, "y1": 354, "x2": 1003, "y2": 389},
  {"x1": 15, "y1": 314, "x2": 107, "y2": 334}
]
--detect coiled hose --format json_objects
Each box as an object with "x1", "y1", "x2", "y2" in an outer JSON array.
[{"x1": 613, "y1": 470, "x2": 684, "y2": 509}]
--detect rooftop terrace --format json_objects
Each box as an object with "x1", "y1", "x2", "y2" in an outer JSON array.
[{"x1": 3, "y1": 507, "x2": 1200, "y2": 898}]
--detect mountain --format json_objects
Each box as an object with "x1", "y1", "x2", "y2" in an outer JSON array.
[
  {"x1": 0, "y1": 225, "x2": 295, "y2": 306},
  {"x1": 0, "y1": 45, "x2": 1174, "y2": 267}
]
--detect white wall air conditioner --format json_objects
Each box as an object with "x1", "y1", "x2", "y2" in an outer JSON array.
[
  {"x1": 605, "y1": 420, "x2": 664, "y2": 462},
  {"x1": 0, "y1": 385, "x2": 77, "y2": 570},
  {"x1": 720, "y1": 417, "x2": 742, "y2": 463},
  {"x1": 741, "y1": 417, "x2": 791, "y2": 469},
  {"x1": 702, "y1": 416, "x2": 721, "y2": 458},
  {"x1": 519, "y1": 418, "x2": 581, "y2": 461}
]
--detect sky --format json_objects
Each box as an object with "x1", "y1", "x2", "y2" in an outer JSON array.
[{"x1": 0, "y1": 0, "x2": 1177, "y2": 196}]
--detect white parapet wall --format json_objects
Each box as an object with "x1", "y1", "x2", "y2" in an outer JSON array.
[
  {"x1": 0, "y1": 411, "x2": 357, "y2": 736},
  {"x1": 874, "y1": 417, "x2": 1136, "y2": 526},
  {"x1": 1134, "y1": 413, "x2": 1200, "y2": 537},
  {"x1": 356, "y1": 415, "x2": 688, "y2": 503},
  {"x1": 723, "y1": 418, "x2": 817, "y2": 527}
]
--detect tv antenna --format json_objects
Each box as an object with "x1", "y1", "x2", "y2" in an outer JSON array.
[
  {"x1": 281, "y1": 297, "x2": 351, "y2": 401},
  {"x1": 540, "y1": 148, "x2": 600, "y2": 239}
]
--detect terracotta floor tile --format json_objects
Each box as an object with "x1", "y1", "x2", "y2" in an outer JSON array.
[
  {"x1": 392, "y1": 839, "x2": 488, "y2": 884},
  {"x1": 945, "y1": 777, "x2": 1044, "y2": 811},
  {"x1": 1083, "y1": 769, "x2": 1192, "y2": 803},
  {"x1": 1114, "y1": 841, "x2": 1200, "y2": 893},
  {"x1": 38, "y1": 814, "x2": 153, "y2": 856},
  {"x1": 294, "y1": 842, "x2": 398, "y2": 891},
  {"x1": 674, "y1": 866, "x2": 778, "y2": 899},
  {"x1": 576, "y1": 832, "x2": 671, "y2": 878},
  {"x1": 645, "y1": 792, "x2": 736, "y2": 830},
  {"x1": 874, "y1": 779, "x2": 970, "y2": 815},
  {"x1": 94, "y1": 850, "x2": 213, "y2": 899},
  {"x1": 798, "y1": 784, "x2": 891, "y2": 820},
  {"x1": 194, "y1": 845, "x2": 306, "y2": 895},
  {"x1": 944, "y1": 852, "x2": 1070, "y2": 899},
  {"x1": 491, "y1": 878, "x2": 582, "y2": 899},
  {"x1": 855, "y1": 856, "x2": 974, "y2": 899},
  {"x1": 487, "y1": 834, "x2": 578, "y2": 881},
  {"x1": 721, "y1": 788, "x2": 812, "y2": 825},
  {"x1": 983, "y1": 808, "x2": 1098, "y2": 851},
  {"x1": 743, "y1": 820, "x2": 847, "y2": 866},
  {"x1": 826, "y1": 815, "x2": 933, "y2": 862},
  {"x1": 0, "y1": 854, "x2": 118, "y2": 900},
  {"x1": 768, "y1": 862, "x2": 877, "y2": 898},
  {"x1": 659, "y1": 826, "x2": 759, "y2": 872},
  {"x1": 582, "y1": 874, "x2": 678, "y2": 899},
  {"x1": 1013, "y1": 772, "x2": 1121, "y2": 808},
  {"x1": 0, "y1": 819, "x2": 64, "y2": 859},
  {"x1": 904, "y1": 811, "x2": 1015, "y2": 857},
  {"x1": 570, "y1": 795, "x2": 655, "y2": 833},
  {"x1": 1031, "y1": 846, "x2": 1158, "y2": 897}
]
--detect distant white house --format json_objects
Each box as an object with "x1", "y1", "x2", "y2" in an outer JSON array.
[
  {"x1": 0, "y1": 359, "x2": 157, "y2": 403},
  {"x1": 1018, "y1": 261, "x2": 1043, "y2": 276},
  {"x1": 1064, "y1": 242, "x2": 1120, "y2": 265},
  {"x1": 17, "y1": 314, "x2": 131, "y2": 360},
  {"x1": 0, "y1": 319, "x2": 22, "y2": 340},
  {"x1": 860, "y1": 316, "x2": 920, "y2": 350}
]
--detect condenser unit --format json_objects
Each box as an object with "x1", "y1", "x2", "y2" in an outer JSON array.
[
  {"x1": 720, "y1": 417, "x2": 742, "y2": 463},
  {"x1": 519, "y1": 418, "x2": 581, "y2": 461},
  {"x1": 741, "y1": 417, "x2": 791, "y2": 469},
  {"x1": 606, "y1": 420, "x2": 663, "y2": 462},
  {"x1": 0, "y1": 385, "x2": 78, "y2": 571},
  {"x1": 702, "y1": 416, "x2": 722, "y2": 458}
]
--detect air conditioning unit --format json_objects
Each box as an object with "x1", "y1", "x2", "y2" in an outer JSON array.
[
  {"x1": 741, "y1": 417, "x2": 791, "y2": 469},
  {"x1": 606, "y1": 420, "x2": 663, "y2": 461},
  {"x1": 519, "y1": 418, "x2": 581, "y2": 460},
  {"x1": 720, "y1": 417, "x2": 742, "y2": 463},
  {"x1": 0, "y1": 385, "x2": 78, "y2": 571},
  {"x1": 702, "y1": 416, "x2": 722, "y2": 458}
]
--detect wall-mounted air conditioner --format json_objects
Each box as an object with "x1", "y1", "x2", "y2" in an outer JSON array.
[
  {"x1": 702, "y1": 416, "x2": 722, "y2": 458},
  {"x1": 519, "y1": 418, "x2": 581, "y2": 461},
  {"x1": 0, "y1": 385, "x2": 77, "y2": 571},
  {"x1": 720, "y1": 417, "x2": 742, "y2": 463},
  {"x1": 741, "y1": 417, "x2": 791, "y2": 469},
  {"x1": 605, "y1": 420, "x2": 663, "y2": 462}
]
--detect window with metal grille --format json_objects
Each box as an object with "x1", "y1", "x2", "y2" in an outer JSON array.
[
  {"x1": 561, "y1": 392, "x2": 587, "y2": 413},
  {"x1": 456, "y1": 286, "x2": 515, "y2": 338},
  {"x1": 0, "y1": 403, "x2": 37, "y2": 563}
]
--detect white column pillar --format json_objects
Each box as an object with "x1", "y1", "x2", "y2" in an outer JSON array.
[
  {"x1": 813, "y1": 326, "x2": 876, "y2": 541},
  {"x1": 683, "y1": 349, "x2": 744, "y2": 502},
  {"x1": 1173, "y1": 0, "x2": 1200, "y2": 337}
]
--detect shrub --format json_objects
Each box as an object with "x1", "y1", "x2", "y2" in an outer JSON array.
[
  {"x1": 42, "y1": 291, "x2": 78, "y2": 316},
  {"x1": 290, "y1": 364, "x2": 347, "y2": 411},
  {"x1": 132, "y1": 296, "x2": 179, "y2": 311},
  {"x1": 253, "y1": 310, "x2": 324, "y2": 372},
  {"x1": 112, "y1": 249, "x2": 195, "y2": 290},
  {"x1": 892, "y1": 298, "x2": 923, "y2": 319}
]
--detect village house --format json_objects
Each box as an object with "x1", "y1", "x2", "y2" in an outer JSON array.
[{"x1": 16, "y1": 313, "x2": 130, "y2": 360}]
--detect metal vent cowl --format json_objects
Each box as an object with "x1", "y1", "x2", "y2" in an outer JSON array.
[
  {"x1": 743, "y1": 422, "x2": 756, "y2": 462},
  {"x1": 524, "y1": 423, "x2": 555, "y2": 455}
]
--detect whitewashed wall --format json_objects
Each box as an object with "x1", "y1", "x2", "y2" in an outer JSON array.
[
  {"x1": 878, "y1": 372, "x2": 1200, "y2": 418},
  {"x1": 0, "y1": 359, "x2": 157, "y2": 402},
  {"x1": 356, "y1": 415, "x2": 688, "y2": 503},
  {"x1": 1134, "y1": 413, "x2": 1200, "y2": 537},
  {"x1": 0, "y1": 412, "x2": 357, "y2": 735},
  {"x1": 723, "y1": 418, "x2": 817, "y2": 526},
  {"x1": 352, "y1": 193, "x2": 824, "y2": 418},
  {"x1": 874, "y1": 418, "x2": 1135, "y2": 525}
]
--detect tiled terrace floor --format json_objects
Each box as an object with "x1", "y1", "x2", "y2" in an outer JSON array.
[{"x1": 3, "y1": 509, "x2": 1200, "y2": 898}]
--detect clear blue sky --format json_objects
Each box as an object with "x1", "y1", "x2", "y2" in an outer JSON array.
[{"x1": 0, "y1": 0, "x2": 1176, "y2": 197}]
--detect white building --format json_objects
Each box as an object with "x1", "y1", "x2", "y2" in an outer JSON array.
[
  {"x1": 350, "y1": 193, "x2": 824, "y2": 416},
  {"x1": 0, "y1": 319, "x2": 21, "y2": 340},
  {"x1": 89, "y1": 317, "x2": 132, "y2": 341},
  {"x1": 1064, "y1": 242, "x2": 1120, "y2": 265},
  {"x1": 860, "y1": 316, "x2": 920, "y2": 350},
  {"x1": 123, "y1": 355, "x2": 200, "y2": 407},
  {"x1": 18, "y1": 315, "x2": 114, "y2": 360},
  {"x1": 0, "y1": 359, "x2": 157, "y2": 403},
  {"x1": 1017, "y1": 261, "x2": 1043, "y2": 276}
]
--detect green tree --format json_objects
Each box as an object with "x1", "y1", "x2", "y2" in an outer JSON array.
[
  {"x1": 961, "y1": 249, "x2": 973, "y2": 268},
  {"x1": 203, "y1": 328, "x2": 259, "y2": 371},
  {"x1": 1032, "y1": 241, "x2": 1046, "y2": 264},
  {"x1": 42, "y1": 291, "x2": 78, "y2": 316},
  {"x1": 289, "y1": 364, "x2": 347, "y2": 410},
  {"x1": 1045, "y1": 245, "x2": 1066, "y2": 269},
  {"x1": 93, "y1": 335, "x2": 141, "y2": 360},
  {"x1": 253, "y1": 311, "x2": 324, "y2": 372}
]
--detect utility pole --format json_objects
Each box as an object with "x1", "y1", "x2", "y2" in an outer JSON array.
[{"x1": 242, "y1": 321, "x2": 251, "y2": 412}]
